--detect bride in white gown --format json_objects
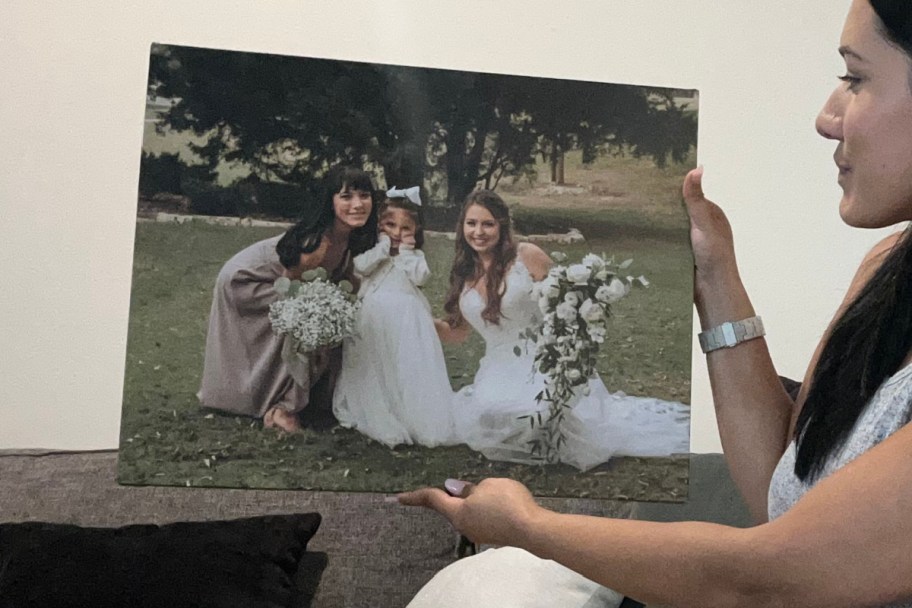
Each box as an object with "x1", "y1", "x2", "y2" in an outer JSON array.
[{"x1": 436, "y1": 190, "x2": 690, "y2": 471}]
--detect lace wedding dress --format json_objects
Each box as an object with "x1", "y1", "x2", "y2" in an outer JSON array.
[{"x1": 453, "y1": 258, "x2": 690, "y2": 471}]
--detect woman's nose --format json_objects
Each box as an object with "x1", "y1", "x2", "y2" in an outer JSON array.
[{"x1": 815, "y1": 89, "x2": 844, "y2": 141}]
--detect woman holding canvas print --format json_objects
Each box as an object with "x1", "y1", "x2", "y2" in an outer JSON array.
[
  {"x1": 435, "y1": 189, "x2": 690, "y2": 470},
  {"x1": 197, "y1": 166, "x2": 378, "y2": 433},
  {"x1": 332, "y1": 186, "x2": 456, "y2": 448},
  {"x1": 403, "y1": 1, "x2": 912, "y2": 605}
]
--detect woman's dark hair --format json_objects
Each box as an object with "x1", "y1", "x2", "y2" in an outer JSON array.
[
  {"x1": 380, "y1": 196, "x2": 425, "y2": 250},
  {"x1": 276, "y1": 166, "x2": 379, "y2": 269},
  {"x1": 871, "y1": 1, "x2": 912, "y2": 64},
  {"x1": 795, "y1": 230, "x2": 912, "y2": 480},
  {"x1": 443, "y1": 190, "x2": 517, "y2": 328},
  {"x1": 794, "y1": 1, "x2": 912, "y2": 482}
]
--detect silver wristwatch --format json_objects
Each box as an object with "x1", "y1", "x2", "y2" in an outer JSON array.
[{"x1": 698, "y1": 315, "x2": 765, "y2": 353}]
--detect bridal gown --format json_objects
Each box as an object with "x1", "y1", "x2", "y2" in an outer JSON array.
[{"x1": 453, "y1": 258, "x2": 690, "y2": 471}]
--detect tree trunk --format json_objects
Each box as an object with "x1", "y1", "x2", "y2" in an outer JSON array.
[
  {"x1": 382, "y1": 155, "x2": 425, "y2": 196},
  {"x1": 556, "y1": 151, "x2": 565, "y2": 185},
  {"x1": 549, "y1": 140, "x2": 558, "y2": 183}
]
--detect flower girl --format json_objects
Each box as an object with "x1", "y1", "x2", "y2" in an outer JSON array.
[{"x1": 332, "y1": 187, "x2": 456, "y2": 447}]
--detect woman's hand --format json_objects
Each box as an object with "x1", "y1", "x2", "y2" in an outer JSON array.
[
  {"x1": 398, "y1": 478, "x2": 546, "y2": 548},
  {"x1": 434, "y1": 318, "x2": 471, "y2": 344},
  {"x1": 682, "y1": 168, "x2": 741, "y2": 313}
]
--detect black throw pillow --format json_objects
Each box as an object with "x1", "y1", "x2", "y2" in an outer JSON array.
[{"x1": 0, "y1": 513, "x2": 327, "y2": 608}]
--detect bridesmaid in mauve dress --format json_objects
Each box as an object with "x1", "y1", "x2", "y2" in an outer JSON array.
[{"x1": 197, "y1": 166, "x2": 379, "y2": 432}]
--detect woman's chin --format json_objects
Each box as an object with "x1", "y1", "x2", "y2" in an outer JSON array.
[
  {"x1": 839, "y1": 198, "x2": 901, "y2": 230},
  {"x1": 340, "y1": 217, "x2": 368, "y2": 230}
]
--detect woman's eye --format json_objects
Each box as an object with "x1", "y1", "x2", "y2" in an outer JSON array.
[{"x1": 838, "y1": 74, "x2": 861, "y2": 91}]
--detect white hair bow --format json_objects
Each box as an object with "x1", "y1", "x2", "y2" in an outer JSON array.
[{"x1": 386, "y1": 186, "x2": 422, "y2": 206}]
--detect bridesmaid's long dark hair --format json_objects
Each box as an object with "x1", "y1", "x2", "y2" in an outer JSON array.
[
  {"x1": 794, "y1": 0, "x2": 912, "y2": 481},
  {"x1": 275, "y1": 166, "x2": 379, "y2": 269},
  {"x1": 443, "y1": 190, "x2": 517, "y2": 328}
]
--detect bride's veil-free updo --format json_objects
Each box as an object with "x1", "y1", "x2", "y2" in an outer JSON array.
[
  {"x1": 444, "y1": 190, "x2": 518, "y2": 327},
  {"x1": 276, "y1": 166, "x2": 379, "y2": 269}
]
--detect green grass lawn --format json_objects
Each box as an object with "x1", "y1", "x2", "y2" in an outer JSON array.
[{"x1": 118, "y1": 217, "x2": 691, "y2": 501}]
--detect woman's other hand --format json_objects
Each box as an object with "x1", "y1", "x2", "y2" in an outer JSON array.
[
  {"x1": 398, "y1": 478, "x2": 545, "y2": 548},
  {"x1": 682, "y1": 168, "x2": 741, "y2": 312},
  {"x1": 434, "y1": 318, "x2": 471, "y2": 344}
]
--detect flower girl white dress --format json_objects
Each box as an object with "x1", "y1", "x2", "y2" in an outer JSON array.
[
  {"x1": 453, "y1": 257, "x2": 690, "y2": 471},
  {"x1": 333, "y1": 236, "x2": 456, "y2": 447}
]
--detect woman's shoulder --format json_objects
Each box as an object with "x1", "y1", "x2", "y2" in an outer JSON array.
[
  {"x1": 516, "y1": 242, "x2": 551, "y2": 281},
  {"x1": 863, "y1": 231, "x2": 905, "y2": 265},
  {"x1": 845, "y1": 231, "x2": 906, "y2": 298}
]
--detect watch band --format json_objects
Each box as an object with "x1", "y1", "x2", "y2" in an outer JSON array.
[{"x1": 698, "y1": 315, "x2": 765, "y2": 353}]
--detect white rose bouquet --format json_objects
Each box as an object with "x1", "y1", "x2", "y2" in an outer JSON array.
[
  {"x1": 519, "y1": 251, "x2": 649, "y2": 463},
  {"x1": 269, "y1": 268, "x2": 360, "y2": 378}
]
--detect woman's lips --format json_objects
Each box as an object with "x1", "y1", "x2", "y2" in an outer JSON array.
[{"x1": 834, "y1": 153, "x2": 850, "y2": 174}]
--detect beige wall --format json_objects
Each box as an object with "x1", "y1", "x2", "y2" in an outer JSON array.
[{"x1": 1, "y1": 0, "x2": 892, "y2": 452}]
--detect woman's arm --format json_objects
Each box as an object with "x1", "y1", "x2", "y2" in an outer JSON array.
[
  {"x1": 352, "y1": 234, "x2": 391, "y2": 276},
  {"x1": 282, "y1": 233, "x2": 330, "y2": 279},
  {"x1": 395, "y1": 246, "x2": 432, "y2": 287},
  {"x1": 684, "y1": 169, "x2": 793, "y2": 521},
  {"x1": 684, "y1": 169, "x2": 903, "y2": 523},
  {"x1": 402, "y1": 424, "x2": 912, "y2": 607},
  {"x1": 517, "y1": 242, "x2": 553, "y2": 281}
]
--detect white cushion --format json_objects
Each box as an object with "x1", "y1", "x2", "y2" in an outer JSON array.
[{"x1": 407, "y1": 546, "x2": 624, "y2": 608}]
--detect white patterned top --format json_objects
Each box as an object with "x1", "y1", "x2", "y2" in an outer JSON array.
[{"x1": 768, "y1": 363, "x2": 912, "y2": 607}]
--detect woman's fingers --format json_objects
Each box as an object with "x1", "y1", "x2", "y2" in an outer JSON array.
[
  {"x1": 682, "y1": 166, "x2": 705, "y2": 207},
  {"x1": 683, "y1": 166, "x2": 717, "y2": 231},
  {"x1": 397, "y1": 487, "x2": 464, "y2": 522},
  {"x1": 444, "y1": 478, "x2": 474, "y2": 497}
]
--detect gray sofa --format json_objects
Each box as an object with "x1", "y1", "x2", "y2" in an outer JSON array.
[{"x1": 0, "y1": 450, "x2": 751, "y2": 607}]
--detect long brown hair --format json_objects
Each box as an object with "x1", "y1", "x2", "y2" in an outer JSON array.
[{"x1": 443, "y1": 190, "x2": 517, "y2": 327}]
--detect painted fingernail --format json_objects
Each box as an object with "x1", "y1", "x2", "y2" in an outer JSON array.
[{"x1": 445, "y1": 478, "x2": 468, "y2": 496}]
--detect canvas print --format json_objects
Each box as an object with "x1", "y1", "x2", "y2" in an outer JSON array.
[{"x1": 118, "y1": 43, "x2": 697, "y2": 501}]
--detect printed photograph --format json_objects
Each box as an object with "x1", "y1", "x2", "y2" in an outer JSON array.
[{"x1": 118, "y1": 43, "x2": 697, "y2": 501}]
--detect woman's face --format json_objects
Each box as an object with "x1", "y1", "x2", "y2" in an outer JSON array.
[
  {"x1": 332, "y1": 187, "x2": 373, "y2": 230},
  {"x1": 463, "y1": 204, "x2": 502, "y2": 255},
  {"x1": 816, "y1": 0, "x2": 912, "y2": 228}
]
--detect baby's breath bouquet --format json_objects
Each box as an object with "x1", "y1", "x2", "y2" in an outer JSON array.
[
  {"x1": 269, "y1": 268, "x2": 359, "y2": 382},
  {"x1": 520, "y1": 251, "x2": 649, "y2": 463}
]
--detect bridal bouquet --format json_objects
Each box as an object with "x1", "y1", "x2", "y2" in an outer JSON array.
[
  {"x1": 269, "y1": 269, "x2": 360, "y2": 358},
  {"x1": 520, "y1": 252, "x2": 648, "y2": 463}
]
